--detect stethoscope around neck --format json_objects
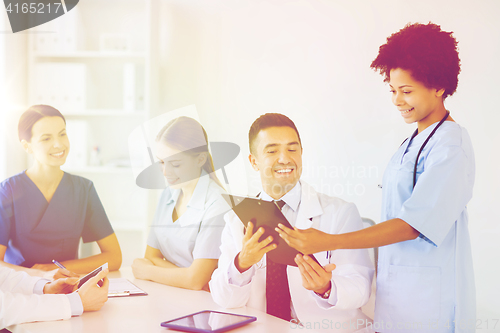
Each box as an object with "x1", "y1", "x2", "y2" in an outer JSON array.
[{"x1": 400, "y1": 111, "x2": 450, "y2": 189}]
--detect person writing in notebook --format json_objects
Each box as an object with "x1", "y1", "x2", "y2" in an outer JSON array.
[{"x1": 210, "y1": 113, "x2": 373, "y2": 325}]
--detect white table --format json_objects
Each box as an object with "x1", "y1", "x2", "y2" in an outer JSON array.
[{"x1": 7, "y1": 268, "x2": 300, "y2": 333}]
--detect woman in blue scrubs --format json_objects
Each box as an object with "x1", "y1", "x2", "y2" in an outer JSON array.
[
  {"x1": 277, "y1": 23, "x2": 475, "y2": 332},
  {"x1": 132, "y1": 117, "x2": 228, "y2": 290},
  {"x1": 0, "y1": 105, "x2": 122, "y2": 275}
]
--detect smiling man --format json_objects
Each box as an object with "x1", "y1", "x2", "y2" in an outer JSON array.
[{"x1": 210, "y1": 113, "x2": 374, "y2": 328}]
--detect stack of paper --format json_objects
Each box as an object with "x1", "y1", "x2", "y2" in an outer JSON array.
[{"x1": 108, "y1": 278, "x2": 147, "y2": 297}]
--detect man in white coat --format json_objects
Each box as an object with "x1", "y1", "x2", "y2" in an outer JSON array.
[
  {"x1": 0, "y1": 266, "x2": 109, "y2": 329},
  {"x1": 210, "y1": 113, "x2": 374, "y2": 331}
]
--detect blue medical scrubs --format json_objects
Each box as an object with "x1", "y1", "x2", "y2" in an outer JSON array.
[
  {"x1": 375, "y1": 121, "x2": 476, "y2": 333},
  {"x1": 0, "y1": 171, "x2": 114, "y2": 267}
]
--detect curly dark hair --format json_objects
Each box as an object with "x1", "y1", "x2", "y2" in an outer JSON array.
[{"x1": 370, "y1": 22, "x2": 460, "y2": 99}]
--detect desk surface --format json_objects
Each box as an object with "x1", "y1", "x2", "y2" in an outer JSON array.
[{"x1": 7, "y1": 268, "x2": 300, "y2": 333}]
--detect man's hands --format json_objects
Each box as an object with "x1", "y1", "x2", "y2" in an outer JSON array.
[
  {"x1": 43, "y1": 277, "x2": 79, "y2": 294},
  {"x1": 276, "y1": 224, "x2": 333, "y2": 254},
  {"x1": 77, "y1": 269, "x2": 109, "y2": 312},
  {"x1": 235, "y1": 222, "x2": 277, "y2": 273},
  {"x1": 295, "y1": 254, "x2": 335, "y2": 295},
  {"x1": 33, "y1": 262, "x2": 79, "y2": 280},
  {"x1": 41, "y1": 267, "x2": 80, "y2": 280},
  {"x1": 42, "y1": 267, "x2": 109, "y2": 312},
  {"x1": 42, "y1": 266, "x2": 81, "y2": 294},
  {"x1": 237, "y1": 222, "x2": 335, "y2": 296},
  {"x1": 53, "y1": 268, "x2": 80, "y2": 280}
]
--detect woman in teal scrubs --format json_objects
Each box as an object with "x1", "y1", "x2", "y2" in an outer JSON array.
[
  {"x1": 277, "y1": 23, "x2": 475, "y2": 333},
  {"x1": 0, "y1": 105, "x2": 122, "y2": 275}
]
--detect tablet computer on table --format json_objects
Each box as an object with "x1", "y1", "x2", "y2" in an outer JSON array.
[
  {"x1": 78, "y1": 262, "x2": 108, "y2": 288},
  {"x1": 161, "y1": 310, "x2": 256, "y2": 333},
  {"x1": 221, "y1": 194, "x2": 319, "y2": 266}
]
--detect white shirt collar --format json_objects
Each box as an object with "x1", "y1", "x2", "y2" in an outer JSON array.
[{"x1": 259, "y1": 181, "x2": 301, "y2": 212}]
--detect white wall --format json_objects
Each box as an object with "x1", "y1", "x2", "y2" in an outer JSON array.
[
  {"x1": 157, "y1": 0, "x2": 500, "y2": 321},
  {"x1": 0, "y1": 7, "x2": 27, "y2": 181}
]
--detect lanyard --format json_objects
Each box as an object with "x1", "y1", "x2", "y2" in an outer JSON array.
[{"x1": 401, "y1": 111, "x2": 450, "y2": 189}]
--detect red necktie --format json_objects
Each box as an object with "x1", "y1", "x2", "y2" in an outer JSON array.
[{"x1": 266, "y1": 200, "x2": 292, "y2": 321}]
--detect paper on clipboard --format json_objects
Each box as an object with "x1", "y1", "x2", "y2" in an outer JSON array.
[
  {"x1": 221, "y1": 194, "x2": 320, "y2": 266},
  {"x1": 108, "y1": 278, "x2": 148, "y2": 297}
]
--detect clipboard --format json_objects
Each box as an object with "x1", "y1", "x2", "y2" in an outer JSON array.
[
  {"x1": 108, "y1": 278, "x2": 148, "y2": 297},
  {"x1": 221, "y1": 194, "x2": 320, "y2": 266}
]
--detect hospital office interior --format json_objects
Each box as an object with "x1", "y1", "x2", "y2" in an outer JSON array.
[{"x1": 0, "y1": 0, "x2": 498, "y2": 326}]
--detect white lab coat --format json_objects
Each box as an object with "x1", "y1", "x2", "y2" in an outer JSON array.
[
  {"x1": 0, "y1": 267, "x2": 71, "y2": 329},
  {"x1": 210, "y1": 181, "x2": 374, "y2": 331}
]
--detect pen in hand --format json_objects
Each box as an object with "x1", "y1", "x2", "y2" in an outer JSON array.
[
  {"x1": 52, "y1": 259, "x2": 67, "y2": 270},
  {"x1": 50, "y1": 260, "x2": 79, "y2": 280}
]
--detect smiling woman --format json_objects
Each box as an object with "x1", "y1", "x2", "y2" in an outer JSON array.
[
  {"x1": 0, "y1": 105, "x2": 122, "y2": 276},
  {"x1": 389, "y1": 68, "x2": 448, "y2": 133},
  {"x1": 275, "y1": 22, "x2": 476, "y2": 333},
  {"x1": 131, "y1": 116, "x2": 229, "y2": 291}
]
